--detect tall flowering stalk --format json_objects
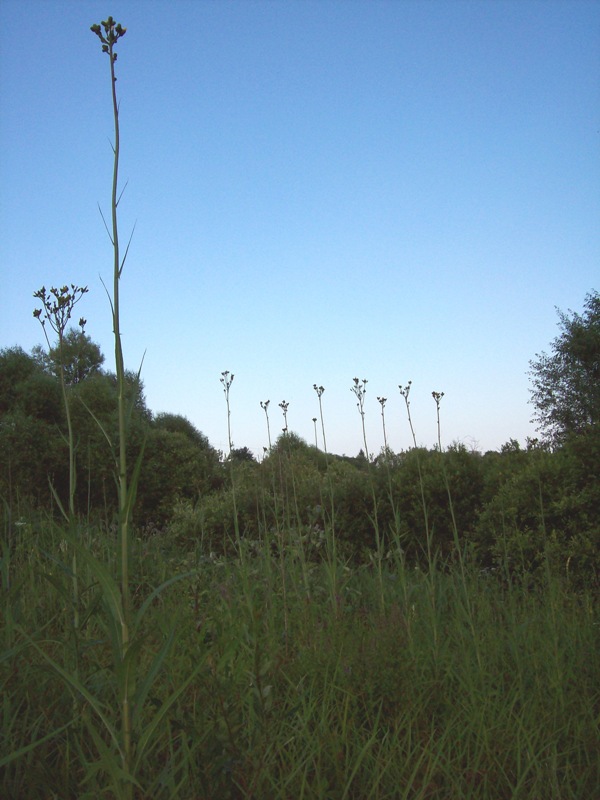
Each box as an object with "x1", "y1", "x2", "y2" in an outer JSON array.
[
  {"x1": 399, "y1": 381, "x2": 432, "y2": 565},
  {"x1": 33, "y1": 284, "x2": 88, "y2": 680},
  {"x1": 91, "y1": 14, "x2": 132, "y2": 598},
  {"x1": 377, "y1": 395, "x2": 389, "y2": 454},
  {"x1": 351, "y1": 377, "x2": 384, "y2": 608},
  {"x1": 26, "y1": 22, "x2": 206, "y2": 798},
  {"x1": 221, "y1": 370, "x2": 244, "y2": 559},
  {"x1": 260, "y1": 399, "x2": 272, "y2": 451},
  {"x1": 313, "y1": 383, "x2": 338, "y2": 581},
  {"x1": 313, "y1": 384, "x2": 328, "y2": 456},
  {"x1": 90, "y1": 16, "x2": 136, "y2": 781},
  {"x1": 33, "y1": 285, "x2": 88, "y2": 522},
  {"x1": 220, "y1": 371, "x2": 235, "y2": 455},
  {"x1": 351, "y1": 378, "x2": 370, "y2": 460},
  {"x1": 279, "y1": 400, "x2": 289, "y2": 435},
  {"x1": 432, "y1": 390, "x2": 480, "y2": 668},
  {"x1": 432, "y1": 390, "x2": 460, "y2": 547}
]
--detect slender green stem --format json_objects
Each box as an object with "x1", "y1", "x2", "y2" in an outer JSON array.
[
  {"x1": 314, "y1": 384, "x2": 337, "y2": 579},
  {"x1": 107, "y1": 38, "x2": 130, "y2": 634},
  {"x1": 33, "y1": 288, "x2": 88, "y2": 684},
  {"x1": 400, "y1": 382, "x2": 433, "y2": 566},
  {"x1": 433, "y1": 390, "x2": 481, "y2": 670},
  {"x1": 93, "y1": 16, "x2": 132, "y2": 781},
  {"x1": 260, "y1": 400, "x2": 272, "y2": 451},
  {"x1": 351, "y1": 378, "x2": 384, "y2": 609},
  {"x1": 57, "y1": 335, "x2": 81, "y2": 678}
]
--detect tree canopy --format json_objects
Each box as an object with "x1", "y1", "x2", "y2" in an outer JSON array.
[
  {"x1": 34, "y1": 328, "x2": 105, "y2": 385},
  {"x1": 529, "y1": 290, "x2": 599, "y2": 443}
]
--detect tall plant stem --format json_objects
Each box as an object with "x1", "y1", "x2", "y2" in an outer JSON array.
[
  {"x1": 314, "y1": 384, "x2": 336, "y2": 560},
  {"x1": 351, "y1": 378, "x2": 384, "y2": 610},
  {"x1": 399, "y1": 382, "x2": 433, "y2": 566},
  {"x1": 433, "y1": 390, "x2": 481, "y2": 670},
  {"x1": 113, "y1": 60, "x2": 132, "y2": 781},
  {"x1": 92, "y1": 16, "x2": 132, "y2": 778},
  {"x1": 108, "y1": 37, "x2": 130, "y2": 635},
  {"x1": 33, "y1": 285, "x2": 89, "y2": 684},
  {"x1": 221, "y1": 372, "x2": 244, "y2": 560},
  {"x1": 398, "y1": 382, "x2": 438, "y2": 656},
  {"x1": 260, "y1": 400, "x2": 272, "y2": 451},
  {"x1": 58, "y1": 339, "x2": 81, "y2": 652}
]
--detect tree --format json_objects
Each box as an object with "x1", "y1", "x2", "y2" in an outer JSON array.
[
  {"x1": 0, "y1": 346, "x2": 47, "y2": 414},
  {"x1": 0, "y1": 347, "x2": 67, "y2": 508},
  {"x1": 153, "y1": 412, "x2": 209, "y2": 446},
  {"x1": 529, "y1": 290, "x2": 600, "y2": 443},
  {"x1": 34, "y1": 328, "x2": 105, "y2": 385},
  {"x1": 229, "y1": 446, "x2": 256, "y2": 463},
  {"x1": 138, "y1": 423, "x2": 221, "y2": 523}
]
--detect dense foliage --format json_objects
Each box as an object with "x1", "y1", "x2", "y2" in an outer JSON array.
[
  {"x1": 0, "y1": 337, "x2": 219, "y2": 526},
  {"x1": 1, "y1": 323, "x2": 598, "y2": 586},
  {"x1": 529, "y1": 289, "x2": 600, "y2": 443},
  {"x1": 3, "y1": 526, "x2": 598, "y2": 799}
]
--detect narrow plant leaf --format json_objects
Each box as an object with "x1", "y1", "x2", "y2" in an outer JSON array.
[
  {"x1": 19, "y1": 630, "x2": 120, "y2": 752},
  {"x1": 340, "y1": 704, "x2": 385, "y2": 800},
  {"x1": 64, "y1": 534, "x2": 125, "y2": 631},
  {"x1": 118, "y1": 219, "x2": 137, "y2": 275},
  {"x1": 134, "y1": 570, "x2": 198, "y2": 629},
  {"x1": 124, "y1": 354, "x2": 146, "y2": 428},
  {"x1": 99, "y1": 273, "x2": 116, "y2": 318},
  {"x1": 123, "y1": 434, "x2": 146, "y2": 528},
  {"x1": 48, "y1": 478, "x2": 69, "y2": 523},
  {"x1": 38, "y1": 546, "x2": 74, "y2": 580},
  {"x1": 77, "y1": 393, "x2": 115, "y2": 455},
  {"x1": 82, "y1": 716, "x2": 142, "y2": 797},
  {"x1": 133, "y1": 657, "x2": 207, "y2": 771},
  {"x1": 97, "y1": 202, "x2": 114, "y2": 245},
  {"x1": 0, "y1": 720, "x2": 74, "y2": 768},
  {"x1": 131, "y1": 627, "x2": 176, "y2": 727}
]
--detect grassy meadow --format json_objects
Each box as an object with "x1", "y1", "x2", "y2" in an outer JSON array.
[
  {"x1": 2, "y1": 17, "x2": 598, "y2": 800},
  {"x1": 2, "y1": 502, "x2": 599, "y2": 799}
]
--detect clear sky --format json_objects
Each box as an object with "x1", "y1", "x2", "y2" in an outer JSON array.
[{"x1": 1, "y1": 0, "x2": 598, "y2": 458}]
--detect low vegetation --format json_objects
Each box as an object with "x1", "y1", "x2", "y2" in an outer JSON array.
[{"x1": 2, "y1": 517, "x2": 599, "y2": 799}]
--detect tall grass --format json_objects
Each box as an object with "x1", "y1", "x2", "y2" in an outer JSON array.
[
  {"x1": 2, "y1": 17, "x2": 598, "y2": 800},
  {"x1": 3, "y1": 518, "x2": 598, "y2": 798}
]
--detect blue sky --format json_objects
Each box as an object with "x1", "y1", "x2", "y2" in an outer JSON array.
[{"x1": 1, "y1": 0, "x2": 598, "y2": 457}]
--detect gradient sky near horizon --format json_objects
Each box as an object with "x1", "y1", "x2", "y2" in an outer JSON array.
[{"x1": 1, "y1": 0, "x2": 598, "y2": 458}]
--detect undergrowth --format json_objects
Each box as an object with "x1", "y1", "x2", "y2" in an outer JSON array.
[{"x1": 2, "y1": 521, "x2": 598, "y2": 799}]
